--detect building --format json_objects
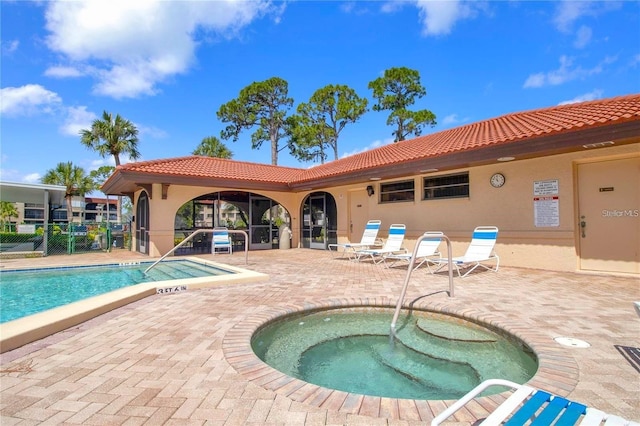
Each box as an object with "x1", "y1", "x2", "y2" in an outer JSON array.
[
  {"x1": 0, "y1": 182, "x2": 120, "y2": 227},
  {"x1": 101, "y1": 94, "x2": 640, "y2": 275}
]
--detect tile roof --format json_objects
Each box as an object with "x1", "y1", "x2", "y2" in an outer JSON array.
[
  {"x1": 106, "y1": 94, "x2": 640, "y2": 192},
  {"x1": 293, "y1": 93, "x2": 640, "y2": 183},
  {"x1": 115, "y1": 155, "x2": 304, "y2": 184}
]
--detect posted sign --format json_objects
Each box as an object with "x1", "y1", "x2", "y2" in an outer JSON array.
[{"x1": 534, "y1": 180, "x2": 559, "y2": 227}]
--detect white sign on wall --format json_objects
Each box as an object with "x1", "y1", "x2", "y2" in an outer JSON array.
[
  {"x1": 534, "y1": 196, "x2": 560, "y2": 227},
  {"x1": 533, "y1": 179, "x2": 559, "y2": 196},
  {"x1": 533, "y1": 179, "x2": 559, "y2": 227}
]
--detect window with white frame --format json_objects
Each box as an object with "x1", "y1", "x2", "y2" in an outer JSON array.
[
  {"x1": 423, "y1": 172, "x2": 469, "y2": 200},
  {"x1": 380, "y1": 180, "x2": 415, "y2": 203}
]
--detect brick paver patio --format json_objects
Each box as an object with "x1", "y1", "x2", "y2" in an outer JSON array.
[{"x1": 1, "y1": 249, "x2": 639, "y2": 425}]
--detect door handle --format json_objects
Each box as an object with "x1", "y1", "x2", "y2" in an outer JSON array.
[
  {"x1": 350, "y1": 223, "x2": 353, "y2": 232},
  {"x1": 580, "y1": 216, "x2": 586, "y2": 238}
]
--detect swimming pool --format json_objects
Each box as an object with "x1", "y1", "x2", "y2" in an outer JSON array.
[
  {"x1": 0, "y1": 257, "x2": 269, "y2": 353},
  {"x1": 1, "y1": 259, "x2": 231, "y2": 323}
]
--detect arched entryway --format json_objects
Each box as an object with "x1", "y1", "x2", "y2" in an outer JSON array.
[
  {"x1": 300, "y1": 192, "x2": 337, "y2": 249},
  {"x1": 174, "y1": 191, "x2": 291, "y2": 254},
  {"x1": 135, "y1": 191, "x2": 150, "y2": 254}
]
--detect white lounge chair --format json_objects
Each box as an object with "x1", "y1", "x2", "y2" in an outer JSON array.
[
  {"x1": 211, "y1": 227, "x2": 232, "y2": 255},
  {"x1": 383, "y1": 231, "x2": 443, "y2": 271},
  {"x1": 328, "y1": 220, "x2": 382, "y2": 258},
  {"x1": 431, "y1": 378, "x2": 639, "y2": 426},
  {"x1": 354, "y1": 224, "x2": 407, "y2": 264},
  {"x1": 433, "y1": 226, "x2": 499, "y2": 277}
]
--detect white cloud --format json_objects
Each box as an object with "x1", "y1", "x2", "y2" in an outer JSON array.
[
  {"x1": 137, "y1": 124, "x2": 168, "y2": 139},
  {"x1": 523, "y1": 55, "x2": 614, "y2": 88},
  {"x1": 379, "y1": 1, "x2": 482, "y2": 36},
  {"x1": 553, "y1": 1, "x2": 622, "y2": 33},
  {"x1": 2, "y1": 39, "x2": 19, "y2": 55},
  {"x1": 59, "y1": 106, "x2": 97, "y2": 136},
  {"x1": 558, "y1": 89, "x2": 604, "y2": 105},
  {"x1": 23, "y1": 173, "x2": 42, "y2": 184},
  {"x1": 441, "y1": 114, "x2": 468, "y2": 126},
  {"x1": 45, "y1": 65, "x2": 84, "y2": 78},
  {"x1": 573, "y1": 25, "x2": 592, "y2": 49},
  {"x1": 553, "y1": 1, "x2": 592, "y2": 33},
  {"x1": 0, "y1": 84, "x2": 62, "y2": 117},
  {"x1": 341, "y1": 138, "x2": 394, "y2": 158},
  {"x1": 43, "y1": 0, "x2": 284, "y2": 99}
]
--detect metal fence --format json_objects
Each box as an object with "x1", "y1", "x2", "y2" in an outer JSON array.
[{"x1": 0, "y1": 222, "x2": 131, "y2": 257}]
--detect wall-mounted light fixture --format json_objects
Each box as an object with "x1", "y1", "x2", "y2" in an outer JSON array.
[{"x1": 366, "y1": 185, "x2": 375, "y2": 197}]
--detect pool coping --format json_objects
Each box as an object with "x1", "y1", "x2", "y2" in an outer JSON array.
[
  {"x1": 223, "y1": 298, "x2": 579, "y2": 421},
  {"x1": 0, "y1": 257, "x2": 268, "y2": 353}
]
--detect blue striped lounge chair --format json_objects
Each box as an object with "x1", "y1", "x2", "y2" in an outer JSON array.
[
  {"x1": 433, "y1": 226, "x2": 499, "y2": 277},
  {"x1": 328, "y1": 220, "x2": 382, "y2": 258},
  {"x1": 431, "y1": 378, "x2": 639, "y2": 426}
]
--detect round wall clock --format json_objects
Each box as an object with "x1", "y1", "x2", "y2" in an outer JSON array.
[{"x1": 490, "y1": 173, "x2": 506, "y2": 188}]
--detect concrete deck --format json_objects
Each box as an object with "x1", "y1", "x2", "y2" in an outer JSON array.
[{"x1": 1, "y1": 249, "x2": 639, "y2": 425}]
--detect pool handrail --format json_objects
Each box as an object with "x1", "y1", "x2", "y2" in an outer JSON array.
[
  {"x1": 390, "y1": 232, "x2": 454, "y2": 338},
  {"x1": 144, "y1": 229, "x2": 249, "y2": 275}
]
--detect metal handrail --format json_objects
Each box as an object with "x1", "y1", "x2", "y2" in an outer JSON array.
[
  {"x1": 144, "y1": 229, "x2": 249, "y2": 274},
  {"x1": 390, "y1": 232, "x2": 454, "y2": 338}
]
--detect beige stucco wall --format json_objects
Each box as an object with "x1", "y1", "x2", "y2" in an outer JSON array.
[
  {"x1": 131, "y1": 142, "x2": 638, "y2": 273},
  {"x1": 324, "y1": 143, "x2": 639, "y2": 272},
  {"x1": 134, "y1": 185, "x2": 302, "y2": 257}
]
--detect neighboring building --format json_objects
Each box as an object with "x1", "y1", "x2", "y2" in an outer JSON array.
[
  {"x1": 102, "y1": 94, "x2": 640, "y2": 275},
  {"x1": 0, "y1": 182, "x2": 120, "y2": 226}
]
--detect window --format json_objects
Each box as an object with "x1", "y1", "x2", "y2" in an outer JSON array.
[
  {"x1": 423, "y1": 172, "x2": 469, "y2": 200},
  {"x1": 380, "y1": 180, "x2": 415, "y2": 203}
]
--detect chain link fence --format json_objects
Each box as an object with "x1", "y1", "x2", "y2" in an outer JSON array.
[{"x1": 0, "y1": 222, "x2": 131, "y2": 258}]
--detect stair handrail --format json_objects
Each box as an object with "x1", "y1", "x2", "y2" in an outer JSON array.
[
  {"x1": 144, "y1": 229, "x2": 249, "y2": 275},
  {"x1": 390, "y1": 232, "x2": 454, "y2": 338}
]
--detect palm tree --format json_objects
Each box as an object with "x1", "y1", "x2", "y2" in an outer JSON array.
[
  {"x1": 80, "y1": 111, "x2": 140, "y2": 166},
  {"x1": 42, "y1": 162, "x2": 94, "y2": 223},
  {"x1": 80, "y1": 111, "x2": 139, "y2": 221},
  {"x1": 0, "y1": 201, "x2": 18, "y2": 231},
  {"x1": 192, "y1": 136, "x2": 233, "y2": 158}
]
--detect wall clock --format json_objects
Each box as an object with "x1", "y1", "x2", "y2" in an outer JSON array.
[{"x1": 490, "y1": 173, "x2": 506, "y2": 188}]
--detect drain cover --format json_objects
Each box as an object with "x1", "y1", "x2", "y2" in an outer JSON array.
[{"x1": 554, "y1": 337, "x2": 590, "y2": 348}]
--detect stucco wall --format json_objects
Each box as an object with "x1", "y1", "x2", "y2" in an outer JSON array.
[
  {"x1": 324, "y1": 143, "x2": 639, "y2": 272},
  {"x1": 132, "y1": 143, "x2": 638, "y2": 272},
  {"x1": 136, "y1": 184, "x2": 300, "y2": 257}
]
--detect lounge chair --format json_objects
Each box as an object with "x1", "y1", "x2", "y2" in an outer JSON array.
[
  {"x1": 354, "y1": 224, "x2": 407, "y2": 264},
  {"x1": 328, "y1": 220, "x2": 382, "y2": 258},
  {"x1": 383, "y1": 231, "x2": 443, "y2": 271},
  {"x1": 211, "y1": 227, "x2": 232, "y2": 255},
  {"x1": 433, "y1": 226, "x2": 499, "y2": 277},
  {"x1": 431, "y1": 378, "x2": 639, "y2": 426}
]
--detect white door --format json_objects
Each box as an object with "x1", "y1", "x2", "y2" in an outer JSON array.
[
  {"x1": 577, "y1": 156, "x2": 640, "y2": 274},
  {"x1": 348, "y1": 189, "x2": 369, "y2": 243}
]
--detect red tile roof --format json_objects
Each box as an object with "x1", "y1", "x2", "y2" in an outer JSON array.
[
  {"x1": 293, "y1": 93, "x2": 640, "y2": 183},
  {"x1": 105, "y1": 94, "x2": 640, "y2": 193},
  {"x1": 115, "y1": 155, "x2": 304, "y2": 184}
]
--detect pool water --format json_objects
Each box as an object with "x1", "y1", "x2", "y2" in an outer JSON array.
[
  {"x1": 252, "y1": 308, "x2": 538, "y2": 400},
  {"x1": 0, "y1": 260, "x2": 232, "y2": 323}
]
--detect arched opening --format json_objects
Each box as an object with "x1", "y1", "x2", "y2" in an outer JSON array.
[
  {"x1": 173, "y1": 191, "x2": 291, "y2": 254},
  {"x1": 135, "y1": 191, "x2": 150, "y2": 254},
  {"x1": 300, "y1": 192, "x2": 337, "y2": 249}
]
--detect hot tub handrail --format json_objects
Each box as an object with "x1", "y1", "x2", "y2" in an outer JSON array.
[
  {"x1": 144, "y1": 229, "x2": 249, "y2": 275},
  {"x1": 390, "y1": 232, "x2": 454, "y2": 338}
]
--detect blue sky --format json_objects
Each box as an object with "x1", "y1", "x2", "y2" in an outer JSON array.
[{"x1": 2, "y1": 1, "x2": 639, "y2": 188}]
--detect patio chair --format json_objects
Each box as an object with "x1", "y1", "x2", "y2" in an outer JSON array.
[
  {"x1": 328, "y1": 220, "x2": 382, "y2": 258},
  {"x1": 433, "y1": 226, "x2": 499, "y2": 277},
  {"x1": 431, "y1": 378, "x2": 639, "y2": 426},
  {"x1": 383, "y1": 231, "x2": 443, "y2": 271},
  {"x1": 211, "y1": 227, "x2": 232, "y2": 255},
  {"x1": 353, "y1": 224, "x2": 407, "y2": 264}
]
